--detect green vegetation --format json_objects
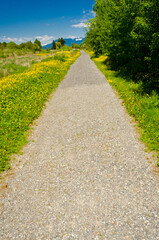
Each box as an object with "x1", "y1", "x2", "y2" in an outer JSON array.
[
  {"x1": 41, "y1": 52, "x2": 66, "y2": 62},
  {"x1": 0, "y1": 50, "x2": 80, "y2": 171},
  {"x1": 0, "y1": 54, "x2": 51, "y2": 79},
  {"x1": 89, "y1": 53, "x2": 159, "y2": 159},
  {"x1": 57, "y1": 37, "x2": 65, "y2": 47},
  {"x1": 0, "y1": 39, "x2": 43, "y2": 60},
  {"x1": 0, "y1": 63, "x2": 28, "y2": 78},
  {"x1": 85, "y1": 0, "x2": 159, "y2": 163},
  {"x1": 71, "y1": 43, "x2": 80, "y2": 49},
  {"x1": 56, "y1": 42, "x2": 62, "y2": 49},
  {"x1": 51, "y1": 40, "x2": 56, "y2": 49},
  {"x1": 85, "y1": 0, "x2": 159, "y2": 90},
  {"x1": 51, "y1": 38, "x2": 66, "y2": 50}
]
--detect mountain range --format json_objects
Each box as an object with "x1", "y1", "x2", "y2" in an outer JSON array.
[{"x1": 42, "y1": 38, "x2": 85, "y2": 49}]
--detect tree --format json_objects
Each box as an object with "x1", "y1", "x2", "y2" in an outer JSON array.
[
  {"x1": 71, "y1": 43, "x2": 75, "y2": 48},
  {"x1": 25, "y1": 41, "x2": 34, "y2": 50},
  {"x1": 56, "y1": 42, "x2": 61, "y2": 49},
  {"x1": 51, "y1": 40, "x2": 56, "y2": 49},
  {"x1": 7, "y1": 42, "x2": 19, "y2": 49},
  {"x1": 34, "y1": 39, "x2": 42, "y2": 50},
  {"x1": 57, "y1": 37, "x2": 65, "y2": 47},
  {"x1": 19, "y1": 42, "x2": 26, "y2": 49},
  {"x1": 0, "y1": 42, "x2": 7, "y2": 49},
  {"x1": 85, "y1": 0, "x2": 159, "y2": 88}
]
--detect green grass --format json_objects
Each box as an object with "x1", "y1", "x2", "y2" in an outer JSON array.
[
  {"x1": 0, "y1": 48, "x2": 33, "y2": 59},
  {"x1": 0, "y1": 63, "x2": 28, "y2": 78},
  {"x1": 0, "y1": 51, "x2": 80, "y2": 171},
  {"x1": 90, "y1": 53, "x2": 159, "y2": 162},
  {"x1": 0, "y1": 55, "x2": 47, "y2": 79},
  {"x1": 41, "y1": 53, "x2": 67, "y2": 63}
]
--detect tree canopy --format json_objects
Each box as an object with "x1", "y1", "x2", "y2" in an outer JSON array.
[
  {"x1": 85, "y1": 0, "x2": 159, "y2": 88},
  {"x1": 51, "y1": 40, "x2": 56, "y2": 49},
  {"x1": 57, "y1": 37, "x2": 66, "y2": 47}
]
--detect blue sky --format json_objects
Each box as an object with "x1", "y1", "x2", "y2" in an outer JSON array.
[{"x1": 0, "y1": 0, "x2": 95, "y2": 45}]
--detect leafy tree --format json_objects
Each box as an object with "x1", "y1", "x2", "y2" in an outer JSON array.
[
  {"x1": 19, "y1": 42, "x2": 26, "y2": 49},
  {"x1": 7, "y1": 42, "x2": 19, "y2": 49},
  {"x1": 85, "y1": 0, "x2": 159, "y2": 88},
  {"x1": 34, "y1": 39, "x2": 42, "y2": 50},
  {"x1": 2, "y1": 42, "x2": 7, "y2": 48},
  {"x1": 71, "y1": 43, "x2": 75, "y2": 48},
  {"x1": 0, "y1": 42, "x2": 7, "y2": 49},
  {"x1": 51, "y1": 40, "x2": 56, "y2": 49},
  {"x1": 25, "y1": 41, "x2": 34, "y2": 50},
  {"x1": 56, "y1": 42, "x2": 61, "y2": 49},
  {"x1": 57, "y1": 37, "x2": 65, "y2": 47}
]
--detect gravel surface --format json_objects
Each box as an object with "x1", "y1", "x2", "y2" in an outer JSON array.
[{"x1": 0, "y1": 51, "x2": 159, "y2": 239}]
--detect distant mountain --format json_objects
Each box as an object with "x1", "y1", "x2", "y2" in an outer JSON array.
[{"x1": 42, "y1": 38, "x2": 85, "y2": 49}]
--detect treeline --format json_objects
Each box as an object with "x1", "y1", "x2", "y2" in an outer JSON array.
[
  {"x1": 85, "y1": 0, "x2": 159, "y2": 89},
  {"x1": 51, "y1": 38, "x2": 81, "y2": 50},
  {"x1": 51, "y1": 38, "x2": 66, "y2": 49},
  {"x1": 0, "y1": 39, "x2": 42, "y2": 52}
]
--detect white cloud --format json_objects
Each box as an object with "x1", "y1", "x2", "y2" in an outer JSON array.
[
  {"x1": 75, "y1": 38, "x2": 82, "y2": 41},
  {"x1": 72, "y1": 22, "x2": 87, "y2": 28},
  {"x1": 71, "y1": 9, "x2": 95, "y2": 29},
  {"x1": 0, "y1": 35, "x2": 55, "y2": 45},
  {"x1": 65, "y1": 35, "x2": 77, "y2": 39},
  {"x1": 0, "y1": 36, "x2": 33, "y2": 43},
  {"x1": 36, "y1": 35, "x2": 55, "y2": 45}
]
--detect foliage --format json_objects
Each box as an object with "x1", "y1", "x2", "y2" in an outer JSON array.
[
  {"x1": 71, "y1": 43, "x2": 80, "y2": 49},
  {"x1": 51, "y1": 53, "x2": 67, "y2": 62},
  {"x1": 34, "y1": 39, "x2": 42, "y2": 50},
  {"x1": 0, "y1": 39, "x2": 42, "y2": 56},
  {"x1": 56, "y1": 42, "x2": 61, "y2": 49},
  {"x1": 0, "y1": 55, "x2": 45, "y2": 78},
  {"x1": 0, "y1": 42, "x2": 7, "y2": 49},
  {"x1": 57, "y1": 37, "x2": 66, "y2": 47},
  {"x1": 0, "y1": 63, "x2": 28, "y2": 78},
  {"x1": 85, "y1": 0, "x2": 159, "y2": 90},
  {"x1": 60, "y1": 45, "x2": 71, "y2": 51},
  {"x1": 88, "y1": 51, "x2": 159, "y2": 158},
  {"x1": 7, "y1": 42, "x2": 19, "y2": 49},
  {"x1": 0, "y1": 51, "x2": 81, "y2": 171},
  {"x1": 51, "y1": 40, "x2": 56, "y2": 49}
]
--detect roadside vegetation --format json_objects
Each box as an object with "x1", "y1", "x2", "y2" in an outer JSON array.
[
  {"x1": 0, "y1": 39, "x2": 50, "y2": 78},
  {"x1": 0, "y1": 36, "x2": 82, "y2": 79},
  {"x1": 85, "y1": 0, "x2": 159, "y2": 91},
  {"x1": 87, "y1": 51, "x2": 159, "y2": 162},
  {"x1": 84, "y1": 0, "x2": 159, "y2": 163},
  {"x1": 0, "y1": 50, "x2": 80, "y2": 171},
  {"x1": 0, "y1": 55, "x2": 43, "y2": 78}
]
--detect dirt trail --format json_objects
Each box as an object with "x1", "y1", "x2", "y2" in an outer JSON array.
[{"x1": 0, "y1": 51, "x2": 159, "y2": 239}]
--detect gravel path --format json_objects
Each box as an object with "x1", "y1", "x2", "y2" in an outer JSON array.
[{"x1": 0, "y1": 51, "x2": 159, "y2": 239}]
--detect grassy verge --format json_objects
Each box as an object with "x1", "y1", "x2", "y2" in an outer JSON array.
[
  {"x1": 87, "y1": 51, "x2": 159, "y2": 163},
  {"x1": 0, "y1": 50, "x2": 80, "y2": 171}
]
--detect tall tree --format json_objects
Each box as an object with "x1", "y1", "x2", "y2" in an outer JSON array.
[
  {"x1": 85, "y1": 0, "x2": 159, "y2": 87},
  {"x1": 51, "y1": 40, "x2": 56, "y2": 49},
  {"x1": 56, "y1": 42, "x2": 61, "y2": 49},
  {"x1": 34, "y1": 39, "x2": 42, "y2": 50},
  {"x1": 58, "y1": 37, "x2": 65, "y2": 47}
]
